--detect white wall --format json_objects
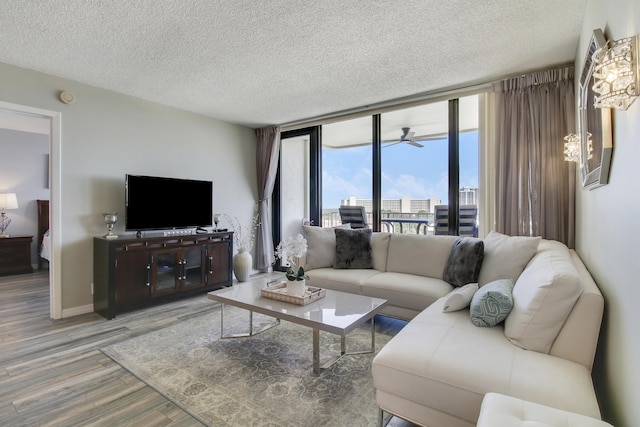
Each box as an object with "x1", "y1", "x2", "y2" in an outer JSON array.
[
  {"x1": 576, "y1": 1, "x2": 640, "y2": 426},
  {"x1": 0, "y1": 128, "x2": 50, "y2": 264},
  {"x1": 280, "y1": 135, "x2": 309, "y2": 239},
  {"x1": 0, "y1": 62, "x2": 258, "y2": 314}
]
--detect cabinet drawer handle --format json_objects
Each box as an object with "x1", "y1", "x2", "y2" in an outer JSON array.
[{"x1": 209, "y1": 256, "x2": 213, "y2": 274}]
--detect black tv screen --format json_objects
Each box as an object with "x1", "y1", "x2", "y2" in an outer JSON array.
[{"x1": 125, "y1": 174, "x2": 213, "y2": 231}]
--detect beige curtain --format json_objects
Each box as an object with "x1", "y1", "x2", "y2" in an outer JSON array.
[
  {"x1": 255, "y1": 126, "x2": 281, "y2": 271},
  {"x1": 493, "y1": 66, "x2": 576, "y2": 247}
]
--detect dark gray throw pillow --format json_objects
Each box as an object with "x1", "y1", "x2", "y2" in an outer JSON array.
[
  {"x1": 334, "y1": 228, "x2": 373, "y2": 269},
  {"x1": 443, "y1": 237, "x2": 484, "y2": 287}
]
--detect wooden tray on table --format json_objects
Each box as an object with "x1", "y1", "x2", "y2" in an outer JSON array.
[{"x1": 261, "y1": 282, "x2": 326, "y2": 305}]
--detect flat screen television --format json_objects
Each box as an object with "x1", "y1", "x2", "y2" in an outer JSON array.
[{"x1": 125, "y1": 174, "x2": 213, "y2": 231}]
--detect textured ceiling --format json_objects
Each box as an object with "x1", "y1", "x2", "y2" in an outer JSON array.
[{"x1": 0, "y1": 0, "x2": 586, "y2": 128}]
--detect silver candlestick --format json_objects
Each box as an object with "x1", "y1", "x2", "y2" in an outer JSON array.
[{"x1": 103, "y1": 212, "x2": 118, "y2": 239}]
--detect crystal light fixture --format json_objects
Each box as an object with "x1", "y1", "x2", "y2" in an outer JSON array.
[
  {"x1": 0, "y1": 193, "x2": 19, "y2": 238},
  {"x1": 592, "y1": 34, "x2": 640, "y2": 110},
  {"x1": 563, "y1": 133, "x2": 593, "y2": 163}
]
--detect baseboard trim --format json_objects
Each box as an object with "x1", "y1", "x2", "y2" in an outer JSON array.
[{"x1": 62, "y1": 304, "x2": 94, "y2": 318}]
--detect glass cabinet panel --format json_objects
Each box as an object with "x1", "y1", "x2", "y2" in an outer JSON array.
[
  {"x1": 182, "y1": 247, "x2": 205, "y2": 289},
  {"x1": 154, "y1": 250, "x2": 178, "y2": 294}
]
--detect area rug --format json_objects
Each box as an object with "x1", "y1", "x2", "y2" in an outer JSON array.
[{"x1": 101, "y1": 305, "x2": 397, "y2": 426}]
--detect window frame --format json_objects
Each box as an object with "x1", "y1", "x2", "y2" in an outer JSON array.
[{"x1": 273, "y1": 94, "x2": 487, "y2": 248}]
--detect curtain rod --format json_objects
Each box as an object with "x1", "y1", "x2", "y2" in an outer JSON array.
[
  {"x1": 279, "y1": 63, "x2": 574, "y2": 131},
  {"x1": 279, "y1": 82, "x2": 490, "y2": 131}
]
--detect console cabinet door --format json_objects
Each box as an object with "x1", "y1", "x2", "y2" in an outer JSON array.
[
  {"x1": 181, "y1": 246, "x2": 206, "y2": 290},
  {"x1": 206, "y1": 241, "x2": 231, "y2": 287},
  {"x1": 151, "y1": 248, "x2": 180, "y2": 296},
  {"x1": 115, "y1": 251, "x2": 151, "y2": 307}
]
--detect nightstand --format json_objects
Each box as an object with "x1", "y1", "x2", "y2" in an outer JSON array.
[{"x1": 0, "y1": 235, "x2": 34, "y2": 276}]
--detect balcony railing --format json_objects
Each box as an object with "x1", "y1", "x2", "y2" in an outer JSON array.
[{"x1": 321, "y1": 211, "x2": 433, "y2": 234}]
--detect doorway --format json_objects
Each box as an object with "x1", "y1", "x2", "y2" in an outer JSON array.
[{"x1": 0, "y1": 101, "x2": 62, "y2": 319}]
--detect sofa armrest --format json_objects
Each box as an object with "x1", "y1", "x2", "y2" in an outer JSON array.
[{"x1": 548, "y1": 250, "x2": 604, "y2": 371}]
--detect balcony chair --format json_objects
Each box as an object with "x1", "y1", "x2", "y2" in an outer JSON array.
[
  {"x1": 339, "y1": 205, "x2": 369, "y2": 229},
  {"x1": 433, "y1": 204, "x2": 478, "y2": 237}
]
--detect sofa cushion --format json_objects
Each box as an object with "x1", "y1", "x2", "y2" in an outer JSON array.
[
  {"x1": 305, "y1": 267, "x2": 381, "y2": 295},
  {"x1": 372, "y1": 298, "x2": 602, "y2": 425},
  {"x1": 505, "y1": 240, "x2": 583, "y2": 353},
  {"x1": 302, "y1": 224, "x2": 349, "y2": 270},
  {"x1": 363, "y1": 272, "x2": 453, "y2": 312},
  {"x1": 470, "y1": 279, "x2": 514, "y2": 327},
  {"x1": 443, "y1": 282, "x2": 478, "y2": 313},
  {"x1": 386, "y1": 234, "x2": 457, "y2": 279},
  {"x1": 443, "y1": 237, "x2": 484, "y2": 287},
  {"x1": 334, "y1": 228, "x2": 373, "y2": 269},
  {"x1": 478, "y1": 231, "x2": 540, "y2": 286},
  {"x1": 371, "y1": 232, "x2": 392, "y2": 272},
  {"x1": 477, "y1": 393, "x2": 613, "y2": 427}
]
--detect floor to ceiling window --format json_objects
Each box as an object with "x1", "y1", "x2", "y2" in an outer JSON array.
[
  {"x1": 279, "y1": 134, "x2": 310, "y2": 240},
  {"x1": 274, "y1": 93, "x2": 483, "y2": 245},
  {"x1": 379, "y1": 101, "x2": 449, "y2": 234},
  {"x1": 321, "y1": 116, "x2": 373, "y2": 227},
  {"x1": 276, "y1": 127, "x2": 318, "y2": 245}
]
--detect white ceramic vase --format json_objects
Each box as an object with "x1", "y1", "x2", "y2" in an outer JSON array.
[
  {"x1": 286, "y1": 279, "x2": 307, "y2": 297},
  {"x1": 233, "y1": 250, "x2": 252, "y2": 282}
]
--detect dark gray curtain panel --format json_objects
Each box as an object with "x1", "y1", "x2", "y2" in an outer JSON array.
[
  {"x1": 492, "y1": 66, "x2": 576, "y2": 247},
  {"x1": 255, "y1": 126, "x2": 281, "y2": 270}
]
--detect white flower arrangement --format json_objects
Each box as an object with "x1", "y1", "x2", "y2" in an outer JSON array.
[
  {"x1": 224, "y1": 213, "x2": 260, "y2": 253},
  {"x1": 275, "y1": 234, "x2": 309, "y2": 281}
]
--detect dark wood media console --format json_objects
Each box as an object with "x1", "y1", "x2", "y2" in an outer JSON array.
[{"x1": 93, "y1": 231, "x2": 233, "y2": 319}]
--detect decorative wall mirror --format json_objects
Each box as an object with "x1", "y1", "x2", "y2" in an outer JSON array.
[{"x1": 579, "y1": 29, "x2": 613, "y2": 189}]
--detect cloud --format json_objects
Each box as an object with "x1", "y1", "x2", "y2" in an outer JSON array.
[
  {"x1": 323, "y1": 167, "x2": 372, "y2": 204},
  {"x1": 381, "y1": 171, "x2": 448, "y2": 201}
]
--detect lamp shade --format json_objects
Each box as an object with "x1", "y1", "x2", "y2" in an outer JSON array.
[{"x1": 0, "y1": 193, "x2": 18, "y2": 210}]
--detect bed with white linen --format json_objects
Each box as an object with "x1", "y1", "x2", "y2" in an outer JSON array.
[{"x1": 37, "y1": 199, "x2": 50, "y2": 268}]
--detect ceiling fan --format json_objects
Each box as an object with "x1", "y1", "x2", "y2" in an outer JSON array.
[{"x1": 383, "y1": 127, "x2": 424, "y2": 148}]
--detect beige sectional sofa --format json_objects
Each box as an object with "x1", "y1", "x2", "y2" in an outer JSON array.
[
  {"x1": 302, "y1": 227, "x2": 604, "y2": 427},
  {"x1": 304, "y1": 229, "x2": 460, "y2": 320}
]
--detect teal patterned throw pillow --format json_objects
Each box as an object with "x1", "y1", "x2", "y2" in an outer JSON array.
[{"x1": 470, "y1": 279, "x2": 514, "y2": 327}]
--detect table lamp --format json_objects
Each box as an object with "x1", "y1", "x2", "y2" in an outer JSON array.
[{"x1": 0, "y1": 193, "x2": 19, "y2": 238}]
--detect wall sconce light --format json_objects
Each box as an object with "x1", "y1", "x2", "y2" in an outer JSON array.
[
  {"x1": 563, "y1": 133, "x2": 593, "y2": 163},
  {"x1": 0, "y1": 193, "x2": 19, "y2": 238},
  {"x1": 592, "y1": 34, "x2": 640, "y2": 110}
]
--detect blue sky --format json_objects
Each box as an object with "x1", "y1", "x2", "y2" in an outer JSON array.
[{"x1": 322, "y1": 131, "x2": 479, "y2": 208}]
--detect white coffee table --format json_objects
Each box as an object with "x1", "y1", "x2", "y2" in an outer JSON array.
[{"x1": 207, "y1": 273, "x2": 388, "y2": 374}]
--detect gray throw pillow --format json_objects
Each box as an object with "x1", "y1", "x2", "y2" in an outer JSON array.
[
  {"x1": 443, "y1": 237, "x2": 484, "y2": 287},
  {"x1": 470, "y1": 279, "x2": 514, "y2": 327},
  {"x1": 303, "y1": 224, "x2": 350, "y2": 270},
  {"x1": 334, "y1": 228, "x2": 373, "y2": 269}
]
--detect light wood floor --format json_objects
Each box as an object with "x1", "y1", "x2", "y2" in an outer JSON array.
[
  {"x1": 0, "y1": 270, "x2": 209, "y2": 426},
  {"x1": 0, "y1": 271, "x2": 414, "y2": 427}
]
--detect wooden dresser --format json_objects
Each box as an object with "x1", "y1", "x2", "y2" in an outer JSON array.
[{"x1": 0, "y1": 235, "x2": 34, "y2": 276}]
